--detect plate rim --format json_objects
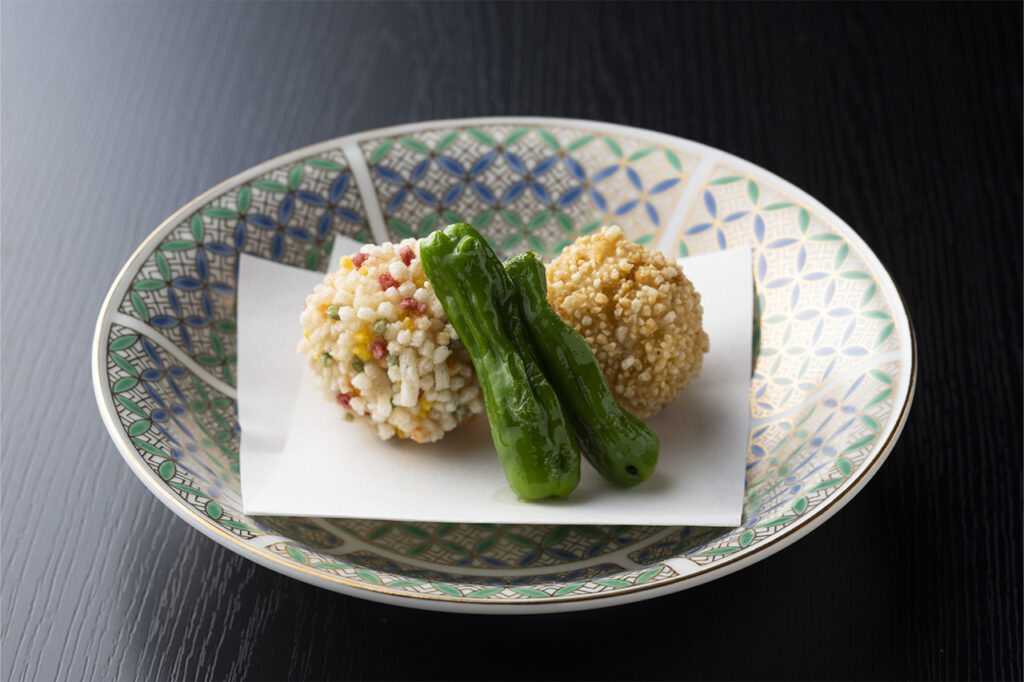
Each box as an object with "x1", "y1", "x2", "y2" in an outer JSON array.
[{"x1": 92, "y1": 115, "x2": 917, "y2": 613}]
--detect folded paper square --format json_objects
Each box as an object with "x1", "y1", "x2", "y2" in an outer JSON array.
[{"x1": 239, "y1": 240, "x2": 752, "y2": 526}]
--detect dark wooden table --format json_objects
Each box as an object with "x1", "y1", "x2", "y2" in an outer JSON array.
[{"x1": 2, "y1": 2, "x2": 1020, "y2": 680}]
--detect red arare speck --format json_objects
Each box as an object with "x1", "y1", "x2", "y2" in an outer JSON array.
[
  {"x1": 351, "y1": 253, "x2": 369, "y2": 268},
  {"x1": 335, "y1": 393, "x2": 351, "y2": 409},
  {"x1": 369, "y1": 341, "x2": 387, "y2": 360},
  {"x1": 400, "y1": 297, "x2": 427, "y2": 314},
  {"x1": 379, "y1": 273, "x2": 399, "y2": 290},
  {"x1": 399, "y1": 245, "x2": 415, "y2": 266}
]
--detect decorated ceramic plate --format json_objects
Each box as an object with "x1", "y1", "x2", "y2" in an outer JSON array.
[{"x1": 93, "y1": 117, "x2": 915, "y2": 613}]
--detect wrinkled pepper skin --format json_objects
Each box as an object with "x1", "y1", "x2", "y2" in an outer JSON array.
[
  {"x1": 504, "y1": 251, "x2": 660, "y2": 486},
  {"x1": 419, "y1": 224, "x2": 580, "y2": 500}
]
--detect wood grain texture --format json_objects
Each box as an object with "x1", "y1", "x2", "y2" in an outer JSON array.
[{"x1": 1, "y1": 2, "x2": 1019, "y2": 680}]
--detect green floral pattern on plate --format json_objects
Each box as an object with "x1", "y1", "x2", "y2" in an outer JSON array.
[
  {"x1": 677, "y1": 166, "x2": 900, "y2": 419},
  {"x1": 359, "y1": 125, "x2": 698, "y2": 255}
]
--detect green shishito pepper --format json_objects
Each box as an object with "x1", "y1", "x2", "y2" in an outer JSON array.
[
  {"x1": 504, "y1": 251, "x2": 660, "y2": 486},
  {"x1": 419, "y1": 223, "x2": 581, "y2": 500}
]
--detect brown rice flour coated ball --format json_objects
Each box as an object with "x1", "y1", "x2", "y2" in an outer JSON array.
[{"x1": 545, "y1": 226, "x2": 709, "y2": 418}]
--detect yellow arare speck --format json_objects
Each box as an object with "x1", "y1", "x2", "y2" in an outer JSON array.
[{"x1": 416, "y1": 398, "x2": 434, "y2": 419}]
